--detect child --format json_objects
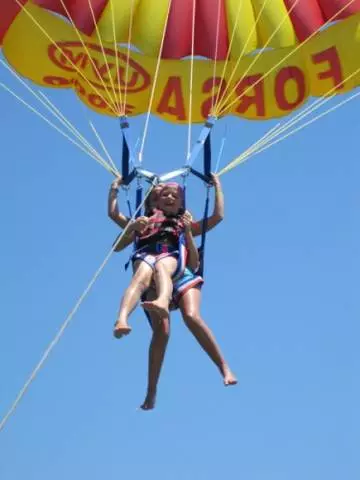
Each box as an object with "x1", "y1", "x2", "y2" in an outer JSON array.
[{"x1": 113, "y1": 183, "x2": 199, "y2": 338}]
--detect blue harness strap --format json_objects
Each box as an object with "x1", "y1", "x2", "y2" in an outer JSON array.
[
  {"x1": 120, "y1": 116, "x2": 136, "y2": 186},
  {"x1": 121, "y1": 125, "x2": 130, "y2": 181},
  {"x1": 187, "y1": 116, "x2": 214, "y2": 184},
  {"x1": 120, "y1": 116, "x2": 144, "y2": 269},
  {"x1": 119, "y1": 115, "x2": 214, "y2": 279},
  {"x1": 203, "y1": 132, "x2": 212, "y2": 178},
  {"x1": 135, "y1": 182, "x2": 143, "y2": 218},
  {"x1": 198, "y1": 134, "x2": 212, "y2": 277}
]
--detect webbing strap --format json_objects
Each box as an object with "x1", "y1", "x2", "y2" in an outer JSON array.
[
  {"x1": 121, "y1": 129, "x2": 130, "y2": 180},
  {"x1": 198, "y1": 133, "x2": 212, "y2": 276},
  {"x1": 120, "y1": 116, "x2": 137, "y2": 186},
  {"x1": 204, "y1": 134, "x2": 212, "y2": 177},
  {"x1": 135, "y1": 184, "x2": 143, "y2": 219},
  {"x1": 186, "y1": 116, "x2": 216, "y2": 168},
  {"x1": 198, "y1": 187, "x2": 210, "y2": 277}
]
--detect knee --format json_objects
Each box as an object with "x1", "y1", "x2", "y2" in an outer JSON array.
[{"x1": 183, "y1": 310, "x2": 203, "y2": 328}]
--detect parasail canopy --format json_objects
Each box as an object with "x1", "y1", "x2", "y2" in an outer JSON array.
[{"x1": 1, "y1": 0, "x2": 360, "y2": 123}]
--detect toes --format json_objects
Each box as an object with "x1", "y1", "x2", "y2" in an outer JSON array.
[
  {"x1": 224, "y1": 375, "x2": 238, "y2": 386},
  {"x1": 113, "y1": 325, "x2": 132, "y2": 339}
]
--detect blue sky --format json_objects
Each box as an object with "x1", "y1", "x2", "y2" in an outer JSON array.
[{"x1": 0, "y1": 54, "x2": 359, "y2": 480}]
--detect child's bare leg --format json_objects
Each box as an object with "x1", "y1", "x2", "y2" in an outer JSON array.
[
  {"x1": 142, "y1": 256, "x2": 177, "y2": 317},
  {"x1": 141, "y1": 294, "x2": 170, "y2": 410},
  {"x1": 114, "y1": 261, "x2": 153, "y2": 338},
  {"x1": 179, "y1": 288, "x2": 237, "y2": 386}
]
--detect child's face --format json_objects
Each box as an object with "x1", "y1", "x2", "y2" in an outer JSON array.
[
  {"x1": 157, "y1": 185, "x2": 182, "y2": 214},
  {"x1": 148, "y1": 184, "x2": 164, "y2": 209}
]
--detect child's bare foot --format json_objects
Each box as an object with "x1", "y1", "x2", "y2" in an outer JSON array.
[
  {"x1": 141, "y1": 300, "x2": 169, "y2": 318},
  {"x1": 113, "y1": 322, "x2": 132, "y2": 339},
  {"x1": 223, "y1": 368, "x2": 237, "y2": 387},
  {"x1": 140, "y1": 391, "x2": 156, "y2": 411}
]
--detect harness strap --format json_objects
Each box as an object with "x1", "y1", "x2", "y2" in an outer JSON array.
[
  {"x1": 120, "y1": 116, "x2": 137, "y2": 186},
  {"x1": 198, "y1": 134, "x2": 212, "y2": 277},
  {"x1": 135, "y1": 183, "x2": 143, "y2": 219},
  {"x1": 198, "y1": 187, "x2": 210, "y2": 277},
  {"x1": 204, "y1": 133, "x2": 212, "y2": 178},
  {"x1": 121, "y1": 127, "x2": 130, "y2": 181}
]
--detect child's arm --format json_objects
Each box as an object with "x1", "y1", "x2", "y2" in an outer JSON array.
[
  {"x1": 113, "y1": 217, "x2": 150, "y2": 252},
  {"x1": 183, "y1": 212, "x2": 200, "y2": 272},
  {"x1": 191, "y1": 173, "x2": 224, "y2": 237},
  {"x1": 113, "y1": 230, "x2": 135, "y2": 252},
  {"x1": 108, "y1": 176, "x2": 130, "y2": 228}
]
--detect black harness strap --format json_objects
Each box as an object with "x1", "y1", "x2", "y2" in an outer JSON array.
[
  {"x1": 198, "y1": 134, "x2": 212, "y2": 277},
  {"x1": 135, "y1": 182, "x2": 143, "y2": 218},
  {"x1": 120, "y1": 117, "x2": 136, "y2": 186}
]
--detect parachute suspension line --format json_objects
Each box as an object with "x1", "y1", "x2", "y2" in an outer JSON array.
[
  {"x1": 214, "y1": 0, "x2": 298, "y2": 116},
  {"x1": 216, "y1": 0, "x2": 357, "y2": 117},
  {"x1": 122, "y1": 179, "x2": 143, "y2": 224},
  {"x1": 0, "y1": 185, "x2": 151, "y2": 432},
  {"x1": 218, "y1": 64, "x2": 360, "y2": 177},
  {"x1": 88, "y1": 120, "x2": 119, "y2": 175},
  {"x1": 38, "y1": 91, "x2": 117, "y2": 171},
  {"x1": 59, "y1": 0, "x2": 118, "y2": 113},
  {"x1": 218, "y1": 122, "x2": 282, "y2": 175},
  {"x1": 133, "y1": 137, "x2": 141, "y2": 166},
  {"x1": 219, "y1": 89, "x2": 360, "y2": 176},
  {"x1": 220, "y1": 83, "x2": 360, "y2": 177},
  {"x1": 0, "y1": 59, "x2": 112, "y2": 172},
  {"x1": 0, "y1": 185, "x2": 154, "y2": 434},
  {"x1": 255, "y1": 87, "x2": 360, "y2": 156},
  {"x1": 213, "y1": 0, "x2": 272, "y2": 114},
  {"x1": 85, "y1": 0, "x2": 120, "y2": 113},
  {"x1": 186, "y1": 0, "x2": 197, "y2": 160},
  {"x1": 123, "y1": 0, "x2": 136, "y2": 114},
  {"x1": 221, "y1": 58, "x2": 360, "y2": 175},
  {"x1": 108, "y1": 0, "x2": 123, "y2": 111},
  {"x1": 210, "y1": 0, "x2": 224, "y2": 114},
  {"x1": 13, "y1": 0, "x2": 118, "y2": 115},
  {"x1": 242, "y1": 61, "x2": 360, "y2": 158},
  {"x1": 213, "y1": 0, "x2": 244, "y2": 111},
  {"x1": 138, "y1": 0, "x2": 174, "y2": 164},
  {"x1": 0, "y1": 82, "x2": 113, "y2": 173},
  {"x1": 119, "y1": 116, "x2": 159, "y2": 188},
  {"x1": 215, "y1": 124, "x2": 228, "y2": 174},
  {"x1": 38, "y1": 91, "x2": 102, "y2": 160},
  {"x1": 243, "y1": 122, "x2": 281, "y2": 157}
]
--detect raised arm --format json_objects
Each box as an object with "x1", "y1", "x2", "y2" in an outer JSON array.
[
  {"x1": 183, "y1": 212, "x2": 200, "y2": 272},
  {"x1": 108, "y1": 176, "x2": 130, "y2": 228},
  {"x1": 191, "y1": 173, "x2": 224, "y2": 237}
]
